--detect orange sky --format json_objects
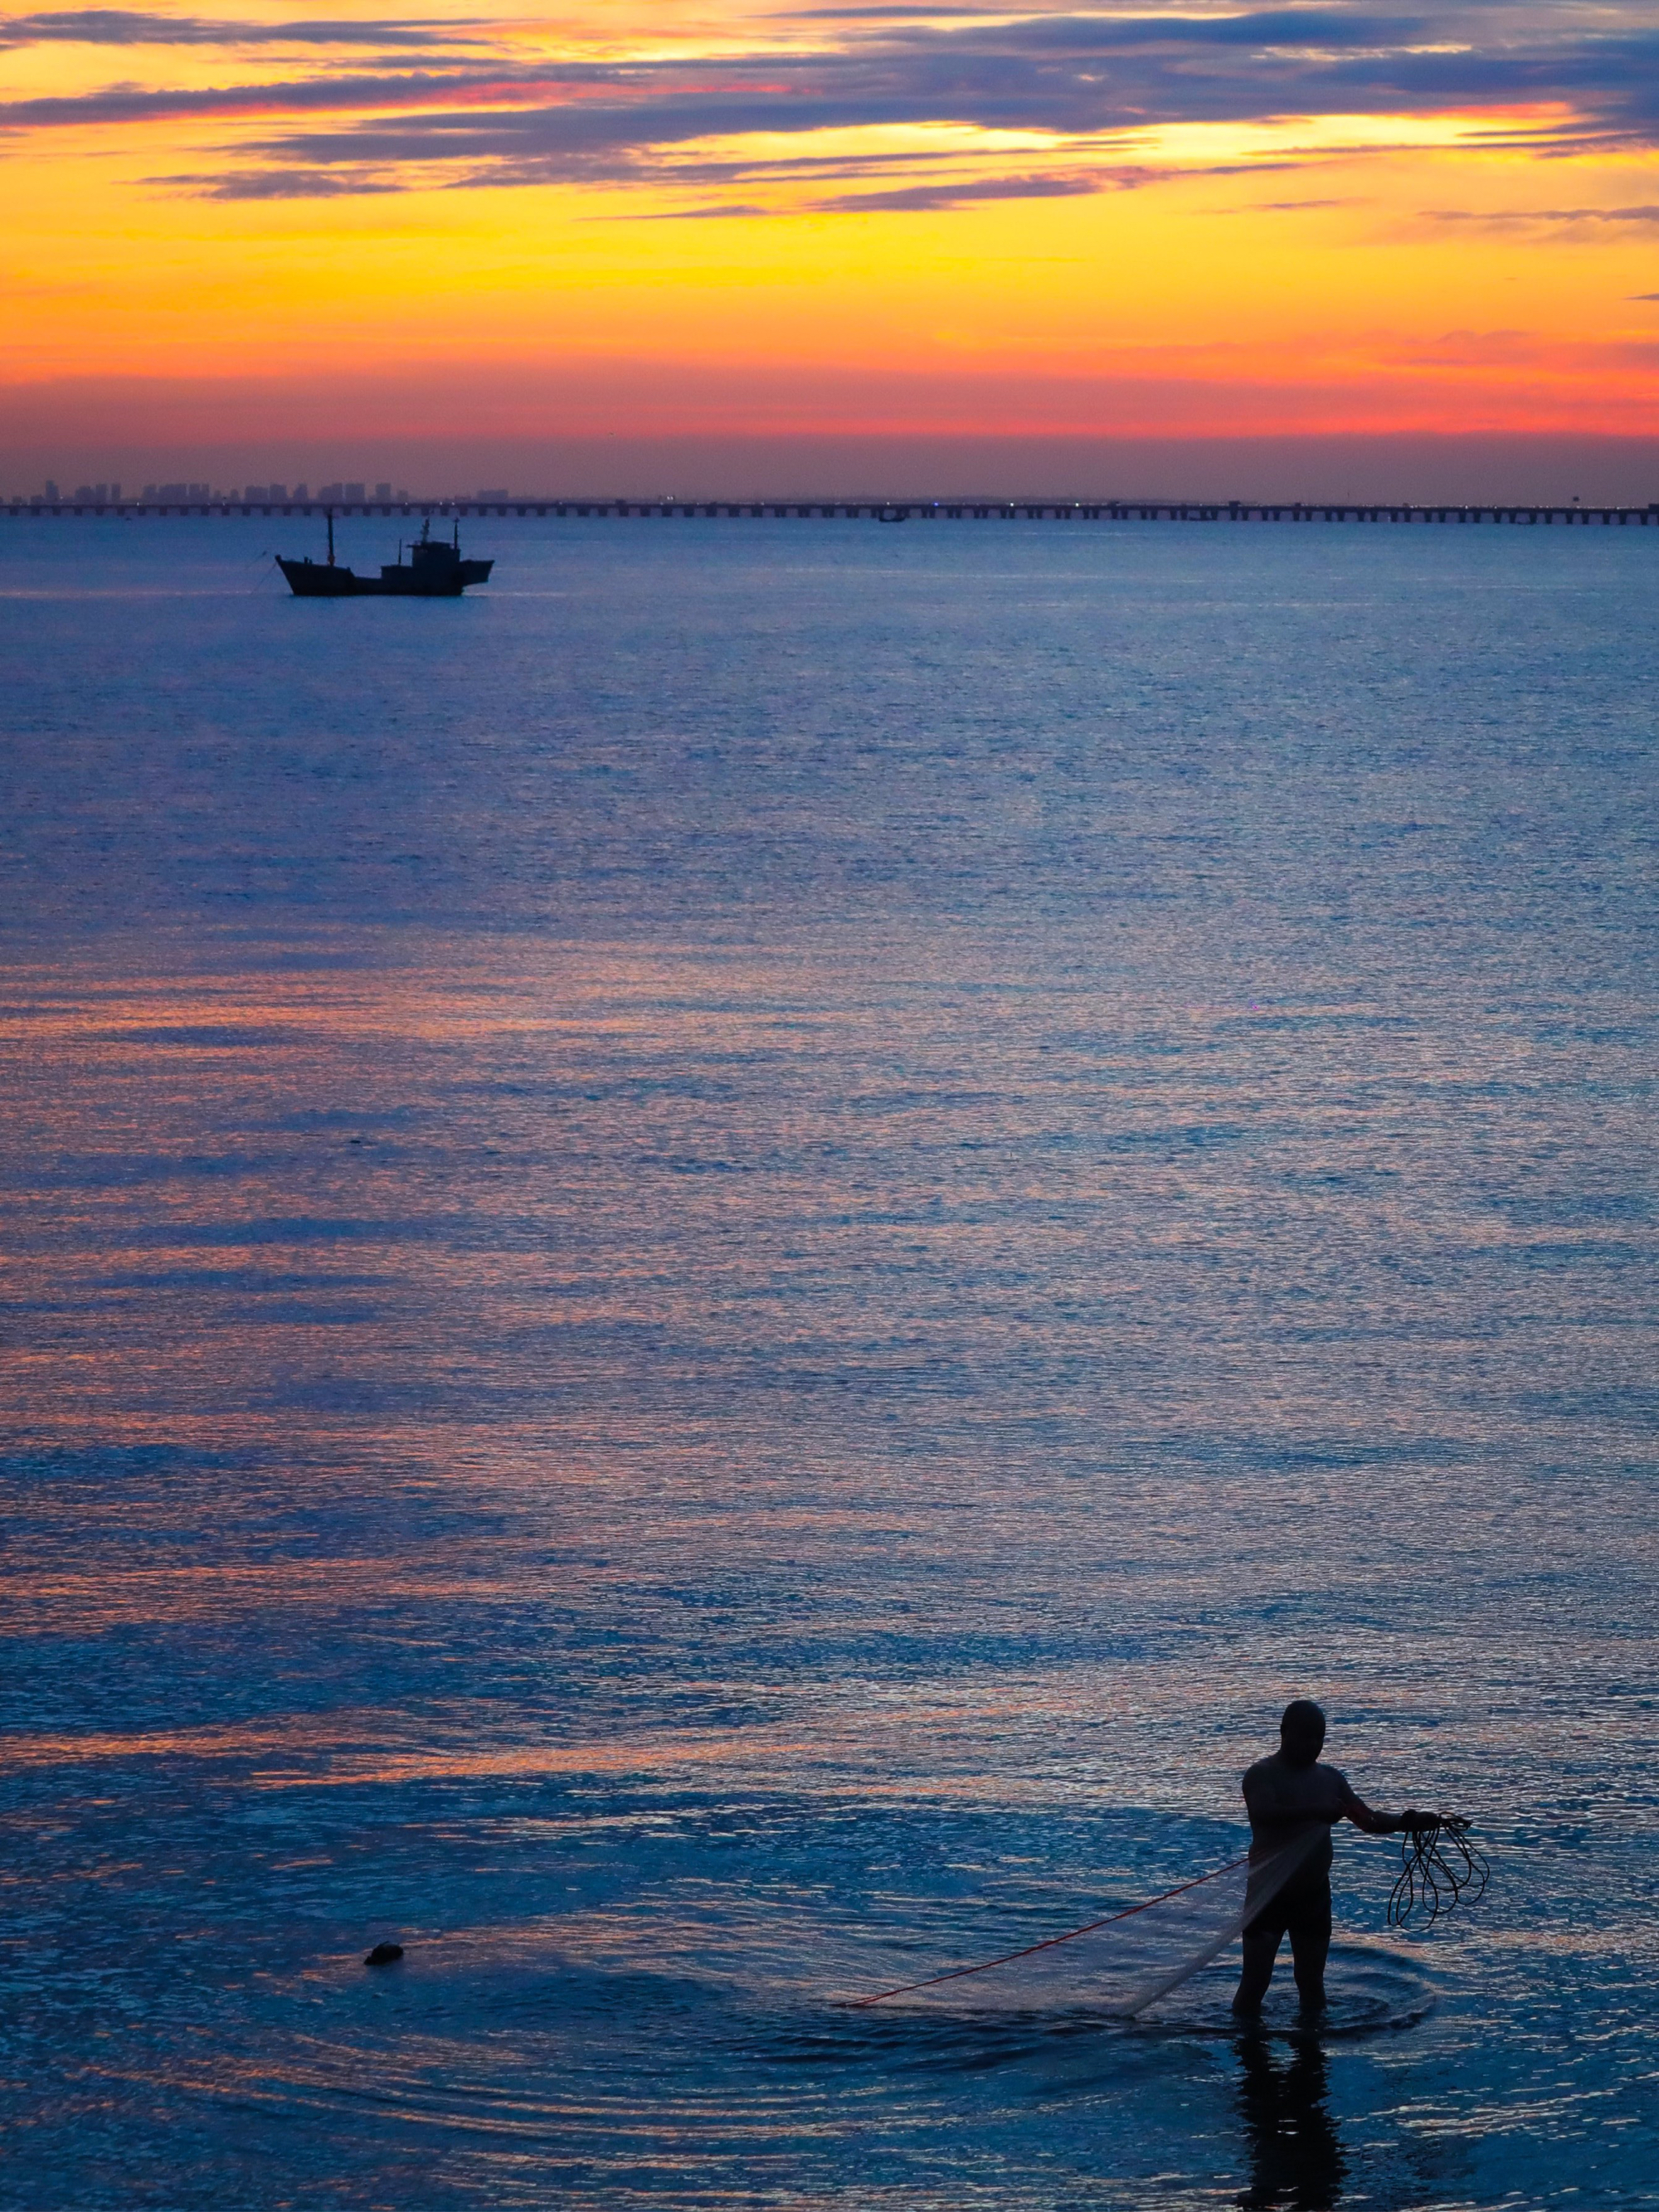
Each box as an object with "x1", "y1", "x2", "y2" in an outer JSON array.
[{"x1": 5, "y1": 2, "x2": 1659, "y2": 481}]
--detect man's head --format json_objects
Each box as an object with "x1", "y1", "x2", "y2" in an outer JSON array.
[{"x1": 1279, "y1": 1699, "x2": 1326, "y2": 1768}]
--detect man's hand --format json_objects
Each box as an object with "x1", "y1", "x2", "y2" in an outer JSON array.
[{"x1": 1345, "y1": 1795, "x2": 1461, "y2": 1836}]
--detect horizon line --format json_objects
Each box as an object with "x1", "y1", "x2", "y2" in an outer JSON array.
[{"x1": 10, "y1": 493, "x2": 1659, "y2": 519}]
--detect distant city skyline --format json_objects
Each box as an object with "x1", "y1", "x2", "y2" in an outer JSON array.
[
  {"x1": 7, "y1": 430, "x2": 1659, "y2": 509},
  {"x1": 9, "y1": 479, "x2": 492, "y2": 506}
]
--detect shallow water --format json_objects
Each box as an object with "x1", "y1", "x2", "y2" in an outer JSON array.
[{"x1": 2, "y1": 515, "x2": 1656, "y2": 2206}]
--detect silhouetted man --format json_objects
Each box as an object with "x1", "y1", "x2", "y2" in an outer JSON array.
[{"x1": 1233, "y1": 1699, "x2": 1440, "y2": 2018}]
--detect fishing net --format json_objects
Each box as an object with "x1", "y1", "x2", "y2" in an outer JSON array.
[{"x1": 854, "y1": 1826, "x2": 1331, "y2": 2016}]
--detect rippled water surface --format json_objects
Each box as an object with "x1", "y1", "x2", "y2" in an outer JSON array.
[{"x1": 2, "y1": 516, "x2": 1656, "y2": 2207}]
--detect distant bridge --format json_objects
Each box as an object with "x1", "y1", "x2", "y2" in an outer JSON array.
[{"x1": 10, "y1": 497, "x2": 1659, "y2": 525}]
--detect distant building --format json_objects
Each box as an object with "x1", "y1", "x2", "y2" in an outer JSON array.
[
  {"x1": 478, "y1": 488, "x2": 509, "y2": 502},
  {"x1": 45, "y1": 480, "x2": 60, "y2": 503},
  {"x1": 343, "y1": 482, "x2": 365, "y2": 502},
  {"x1": 375, "y1": 481, "x2": 392, "y2": 500},
  {"x1": 293, "y1": 484, "x2": 309, "y2": 503}
]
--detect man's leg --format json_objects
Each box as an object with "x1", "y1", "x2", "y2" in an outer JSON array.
[
  {"x1": 1286, "y1": 1884, "x2": 1332, "y2": 2012},
  {"x1": 1233, "y1": 1917, "x2": 1284, "y2": 2015}
]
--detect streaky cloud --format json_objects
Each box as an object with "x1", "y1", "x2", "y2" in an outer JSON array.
[
  {"x1": 158, "y1": 164, "x2": 408, "y2": 196},
  {"x1": 0, "y1": 8, "x2": 493, "y2": 48},
  {"x1": 1425, "y1": 202, "x2": 1659, "y2": 230},
  {"x1": 0, "y1": 66, "x2": 608, "y2": 129},
  {"x1": 9, "y1": 2, "x2": 1659, "y2": 202},
  {"x1": 810, "y1": 169, "x2": 1102, "y2": 208},
  {"x1": 630, "y1": 200, "x2": 777, "y2": 217}
]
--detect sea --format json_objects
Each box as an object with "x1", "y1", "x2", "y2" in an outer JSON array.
[{"x1": 2, "y1": 511, "x2": 1655, "y2": 2210}]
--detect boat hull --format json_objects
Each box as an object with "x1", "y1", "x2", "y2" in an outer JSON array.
[{"x1": 277, "y1": 557, "x2": 491, "y2": 598}]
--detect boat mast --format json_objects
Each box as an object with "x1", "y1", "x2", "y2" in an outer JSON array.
[{"x1": 326, "y1": 507, "x2": 336, "y2": 566}]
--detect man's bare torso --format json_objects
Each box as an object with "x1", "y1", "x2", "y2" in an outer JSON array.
[{"x1": 1242, "y1": 1751, "x2": 1359, "y2": 1879}]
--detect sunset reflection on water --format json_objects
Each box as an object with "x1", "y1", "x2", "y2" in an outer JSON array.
[{"x1": 4, "y1": 521, "x2": 1657, "y2": 2208}]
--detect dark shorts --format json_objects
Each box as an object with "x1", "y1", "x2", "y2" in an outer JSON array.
[{"x1": 1243, "y1": 1875, "x2": 1331, "y2": 1949}]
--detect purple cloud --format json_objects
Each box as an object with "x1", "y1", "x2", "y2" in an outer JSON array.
[{"x1": 6, "y1": 2, "x2": 1658, "y2": 205}]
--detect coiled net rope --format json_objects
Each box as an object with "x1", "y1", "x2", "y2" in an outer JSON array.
[{"x1": 1386, "y1": 1816, "x2": 1487, "y2": 1928}]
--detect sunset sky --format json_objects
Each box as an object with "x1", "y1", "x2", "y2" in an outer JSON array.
[{"x1": 6, "y1": 0, "x2": 1659, "y2": 490}]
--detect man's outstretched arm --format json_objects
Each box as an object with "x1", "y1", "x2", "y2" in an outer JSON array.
[{"x1": 1342, "y1": 1791, "x2": 1455, "y2": 1835}]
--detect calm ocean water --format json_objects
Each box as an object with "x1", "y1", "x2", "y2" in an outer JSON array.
[{"x1": 2, "y1": 514, "x2": 1655, "y2": 2209}]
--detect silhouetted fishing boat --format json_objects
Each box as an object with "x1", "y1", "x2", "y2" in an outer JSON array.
[{"x1": 277, "y1": 512, "x2": 493, "y2": 597}]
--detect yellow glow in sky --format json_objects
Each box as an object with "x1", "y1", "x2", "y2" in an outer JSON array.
[{"x1": 4, "y1": 2, "x2": 1659, "y2": 457}]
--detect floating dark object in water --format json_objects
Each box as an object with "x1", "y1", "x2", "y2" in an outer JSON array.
[
  {"x1": 363, "y1": 1941, "x2": 405, "y2": 1966},
  {"x1": 278, "y1": 511, "x2": 492, "y2": 598}
]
